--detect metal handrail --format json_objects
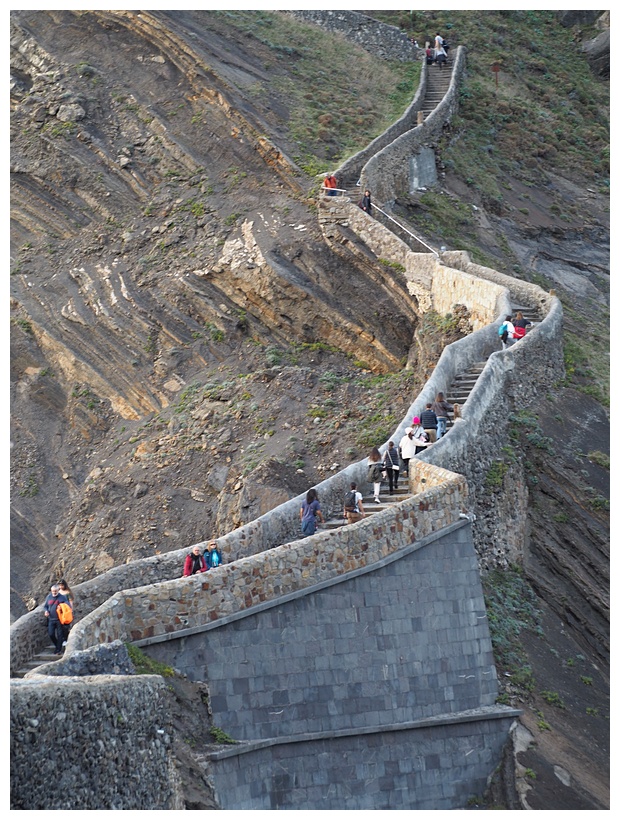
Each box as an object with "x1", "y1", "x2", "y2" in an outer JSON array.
[{"x1": 372, "y1": 202, "x2": 439, "y2": 256}]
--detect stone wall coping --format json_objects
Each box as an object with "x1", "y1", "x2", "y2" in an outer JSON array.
[
  {"x1": 64, "y1": 468, "x2": 467, "y2": 651},
  {"x1": 205, "y1": 704, "x2": 522, "y2": 760},
  {"x1": 134, "y1": 518, "x2": 470, "y2": 647}
]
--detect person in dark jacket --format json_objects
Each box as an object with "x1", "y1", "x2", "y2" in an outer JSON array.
[
  {"x1": 44, "y1": 584, "x2": 70, "y2": 654},
  {"x1": 420, "y1": 403, "x2": 438, "y2": 442},
  {"x1": 360, "y1": 189, "x2": 372, "y2": 215},
  {"x1": 300, "y1": 489, "x2": 324, "y2": 536},
  {"x1": 183, "y1": 545, "x2": 207, "y2": 576},
  {"x1": 204, "y1": 540, "x2": 223, "y2": 569},
  {"x1": 431, "y1": 392, "x2": 454, "y2": 440},
  {"x1": 383, "y1": 440, "x2": 400, "y2": 494}
]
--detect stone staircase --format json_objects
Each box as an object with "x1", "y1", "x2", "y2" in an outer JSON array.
[
  {"x1": 420, "y1": 60, "x2": 454, "y2": 119},
  {"x1": 13, "y1": 650, "x2": 61, "y2": 679},
  {"x1": 322, "y1": 485, "x2": 411, "y2": 530}
]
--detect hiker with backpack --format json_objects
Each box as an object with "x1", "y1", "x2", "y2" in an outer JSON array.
[
  {"x1": 204, "y1": 540, "x2": 223, "y2": 569},
  {"x1": 300, "y1": 488, "x2": 324, "y2": 536},
  {"x1": 57, "y1": 578, "x2": 74, "y2": 647},
  {"x1": 43, "y1": 584, "x2": 70, "y2": 655},
  {"x1": 343, "y1": 482, "x2": 365, "y2": 524},
  {"x1": 183, "y1": 544, "x2": 207, "y2": 576},
  {"x1": 367, "y1": 446, "x2": 385, "y2": 504},
  {"x1": 499, "y1": 315, "x2": 516, "y2": 349}
]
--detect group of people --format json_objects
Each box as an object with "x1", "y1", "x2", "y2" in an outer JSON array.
[
  {"x1": 298, "y1": 389, "x2": 455, "y2": 532},
  {"x1": 499, "y1": 311, "x2": 532, "y2": 349},
  {"x1": 182, "y1": 540, "x2": 223, "y2": 576},
  {"x1": 43, "y1": 578, "x2": 74, "y2": 655},
  {"x1": 425, "y1": 32, "x2": 450, "y2": 67},
  {"x1": 322, "y1": 173, "x2": 373, "y2": 218}
]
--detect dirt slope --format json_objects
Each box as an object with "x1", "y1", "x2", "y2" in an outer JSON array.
[{"x1": 10, "y1": 10, "x2": 609, "y2": 810}]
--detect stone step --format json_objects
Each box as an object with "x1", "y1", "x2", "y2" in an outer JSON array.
[
  {"x1": 13, "y1": 652, "x2": 62, "y2": 678},
  {"x1": 323, "y1": 490, "x2": 412, "y2": 529}
]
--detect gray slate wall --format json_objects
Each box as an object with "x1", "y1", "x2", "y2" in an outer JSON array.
[
  {"x1": 207, "y1": 712, "x2": 517, "y2": 810},
  {"x1": 286, "y1": 10, "x2": 418, "y2": 61},
  {"x1": 146, "y1": 523, "x2": 497, "y2": 743}
]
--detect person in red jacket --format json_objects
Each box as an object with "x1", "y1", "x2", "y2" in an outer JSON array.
[{"x1": 183, "y1": 545, "x2": 207, "y2": 576}]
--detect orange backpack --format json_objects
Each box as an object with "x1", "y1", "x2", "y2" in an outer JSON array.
[{"x1": 57, "y1": 602, "x2": 73, "y2": 625}]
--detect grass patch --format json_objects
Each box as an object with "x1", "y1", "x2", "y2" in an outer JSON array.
[
  {"x1": 126, "y1": 643, "x2": 175, "y2": 677},
  {"x1": 483, "y1": 565, "x2": 542, "y2": 686},
  {"x1": 211, "y1": 10, "x2": 420, "y2": 169}
]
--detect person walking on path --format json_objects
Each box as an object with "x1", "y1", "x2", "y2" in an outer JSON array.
[
  {"x1": 431, "y1": 392, "x2": 453, "y2": 440},
  {"x1": 44, "y1": 584, "x2": 69, "y2": 655},
  {"x1": 360, "y1": 189, "x2": 372, "y2": 215},
  {"x1": 57, "y1": 579, "x2": 74, "y2": 646},
  {"x1": 499, "y1": 314, "x2": 516, "y2": 349},
  {"x1": 512, "y1": 310, "x2": 532, "y2": 340},
  {"x1": 420, "y1": 403, "x2": 439, "y2": 442},
  {"x1": 183, "y1": 544, "x2": 207, "y2": 576},
  {"x1": 399, "y1": 428, "x2": 417, "y2": 478},
  {"x1": 367, "y1": 446, "x2": 385, "y2": 504},
  {"x1": 343, "y1": 482, "x2": 365, "y2": 524},
  {"x1": 204, "y1": 540, "x2": 223, "y2": 569},
  {"x1": 300, "y1": 488, "x2": 324, "y2": 536},
  {"x1": 410, "y1": 418, "x2": 430, "y2": 455},
  {"x1": 323, "y1": 172, "x2": 338, "y2": 197},
  {"x1": 383, "y1": 440, "x2": 400, "y2": 494}
]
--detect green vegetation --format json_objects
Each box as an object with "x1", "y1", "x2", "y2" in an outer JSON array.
[
  {"x1": 485, "y1": 459, "x2": 508, "y2": 491},
  {"x1": 209, "y1": 726, "x2": 237, "y2": 744},
  {"x1": 483, "y1": 566, "x2": 541, "y2": 690},
  {"x1": 126, "y1": 643, "x2": 175, "y2": 677},
  {"x1": 211, "y1": 10, "x2": 420, "y2": 169},
  {"x1": 587, "y1": 450, "x2": 609, "y2": 469},
  {"x1": 378, "y1": 258, "x2": 406, "y2": 272},
  {"x1": 14, "y1": 318, "x2": 34, "y2": 334},
  {"x1": 540, "y1": 690, "x2": 566, "y2": 709}
]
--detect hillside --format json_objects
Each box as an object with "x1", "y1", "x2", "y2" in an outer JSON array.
[{"x1": 10, "y1": 9, "x2": 609, "y2": 810}]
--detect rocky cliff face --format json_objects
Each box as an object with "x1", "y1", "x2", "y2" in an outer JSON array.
[{"x1": 10, "y1": 9, "x2": 609, "y2": 811}]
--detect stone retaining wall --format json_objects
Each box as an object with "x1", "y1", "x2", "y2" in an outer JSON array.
[
  {"x1": 321, "y1": 199, "x2": 506, "y2": 325},
  {"x1": 63, "y1": 465, "x2": 467, "y2": 650},
  {"x1": 10, "y1": 674, "x2": 183, "y2": 810},
  {"x1": 206, "y1": 710, "x2": 518, "y2": 810},
  {"x1": 360, "y1": 47, "x2": 467, "y2": 203},
  {"x1": 286, "y1": 10, "x2": 419, "y2": 62}
]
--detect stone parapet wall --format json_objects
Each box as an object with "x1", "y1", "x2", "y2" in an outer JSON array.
[
  {"x1": 64, "y1": 469, "x2": 467, "y2": 650},
  {"x1": 360, "y1": 47, "x2": 467, "y2": 202},
  {"x1": 320, "y1": 199, "x2": 506, "y2": 326},
  {"x1": 10, "y1": 674, "x2": 183, "y2": 810}
]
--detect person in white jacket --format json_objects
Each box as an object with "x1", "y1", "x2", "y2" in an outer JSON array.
[{"x1": 399, "y1": 425, "x2": 427, "y2": 477}]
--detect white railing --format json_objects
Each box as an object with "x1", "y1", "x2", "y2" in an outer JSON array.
[
  {"x1": 320, "y1": 185, "x2": 348, "y2": 197},
  {"x1": 372, "y1": 202, "x2": 439, "y2": 256}
]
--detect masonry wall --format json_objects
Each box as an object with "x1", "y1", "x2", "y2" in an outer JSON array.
[
  {"x1": 139, "y1": 520, "x2": 517, "y2": 810},
  {"x1": 62, "y1": 466, "x2": 467, "y2": 651},
  {"x1": 143, "y1": 522, "x2": 498, "y2": 740},
  {"x1": 206, "y1": 713, "x2": 517, "y2": 810},
  {"x1": 10, "y1": 675, "x2": 183, "y2": 810},
  {"x1": 360, "y1": 47, "x2": 467, "y2": 203}
]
